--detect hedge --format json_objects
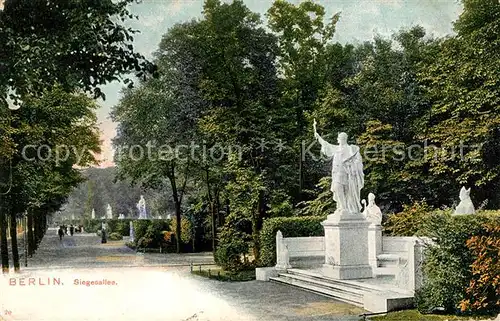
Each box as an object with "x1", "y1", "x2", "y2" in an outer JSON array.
[
  {"x1": 259, "y1": 216, "x2": 326, "y2": 267},
  {"x1": 133, "y1": 219, "x2": 172, "y2": 249},
  {"x1": 416, "y1": 211, "x2": 500, "y2": 315},
  {"x1": 83, "y1": 219, "x2": 135, "y2": 236}
]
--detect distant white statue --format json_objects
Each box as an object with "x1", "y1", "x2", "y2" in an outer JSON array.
[
  {"x1": 106, "y1": 204, "x2": 113, "y2": 219},
  {"x1": 313, "y1": 120, "x2": 364, "y2": 216},
  {"x1": 362, "y1": 193, "x2": 383, "y2": 225},
  {"x1": 129, "y1": 221, "x2": 135, "y2": 242},
  {"x1": 137, "y1": 195, "x2": 148, "y2": 219},
  {"x1": 91, "y1": 208, "x2": 95, "y2": 219},
  {"x1": 275, "y1": 231, "x2": 291, "y2": 270},
  {"x1": 454, "y1": 187, "x2": 475, "y2": 215}
]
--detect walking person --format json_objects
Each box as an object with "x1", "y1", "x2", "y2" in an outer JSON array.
[
  {"x1": 69, "y1": 224, "x2": 74, "y2": 236},
  {"x1": 58, "y1": 226, "x2": 64, "y2": 241},
  {"x1": 101, "y1": 221, "x2": 108, "y2": 244}
]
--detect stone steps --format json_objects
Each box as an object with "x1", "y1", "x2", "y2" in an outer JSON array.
[
  {"x1": 373, "y1": 267, "x2": 399, "y2": 276},
  {"x1": 377, "y1": 253, "x2": 402, "y2": 267},
  {"x1": 270, "y1": 276, "x2": 363, "y2": 307},
  {"x1": 270, "y1": 272, "x2": 364, "y2": 306},
  {"x1": 269, "y1": 268, "x2": 415, "y2": 313}
]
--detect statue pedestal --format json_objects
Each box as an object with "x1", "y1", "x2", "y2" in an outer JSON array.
[{"x1": 321, "y1": 211, "x2": 373, "y2": 280}]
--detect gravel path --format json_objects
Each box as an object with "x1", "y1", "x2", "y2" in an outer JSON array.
[{"x1": 0, "y1": 229, "x2": 363, "y2": 321}]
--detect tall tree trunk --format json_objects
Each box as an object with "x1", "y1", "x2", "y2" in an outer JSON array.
[
  {"x1": 210, "y1": 203, "x2": 216, "y2": 253},
  {"x1": 205, "y1": 168, "x2": 217, "y2": 253},
  {"x1": 34, "y1": 209, "x2": 41, "y2": 248},
  {"x1": 42, "y1": 213, "x2": 47, "y2": 237},
  {"x1": 0, "y1": 160, "x2": 8, "y2": 273},
  {"x1": 27, "y1": 209, "x2": 34, "y2": 256},
  {"x1": 0, "y1": 195, "x2": 8, "y2": 273},
  {"x1": 252, "y1": 191, "x2": 267, "y2": 262},
  {"x1": 9, "y1": 211, "x2": 20, "y2": 272},
  {"x1": 169, "y1": 166, "x2": 182, "y2": 254}
]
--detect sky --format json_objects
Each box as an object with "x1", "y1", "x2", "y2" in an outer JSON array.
[{"x1": 95, "y1": 0, "x2": 464, "y2": 167}]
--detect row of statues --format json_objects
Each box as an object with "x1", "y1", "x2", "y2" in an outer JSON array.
[{"x1": 313, "y1": 120, "x2": 476, "y2": 220}]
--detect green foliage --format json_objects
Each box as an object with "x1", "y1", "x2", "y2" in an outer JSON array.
[
  {"x1": 297, "y1": 176, "x2": 335, "y2": 216},
  {"x1": 133, "y1": 219, "x2": 172, "y2": 249},
  {"x1": 214, "y1": 226, "x2": 251, "y2": 272},
  {"x1": 191, "y1": 267, "x2": 255, "y2": 282},
  {"x1": 133, "y1": 220, "x2": 151, "y2": 246},
  {"x1": 415, "y1": 0, "x2": 500, "y2": 208},
  {"x1": 170, "y1": 217, "x2": 193, "y2": 245},
  {"x1": 83, "y1": 219, "x2": 102, "y2": 234},
  {"x1": 460, "y1": 224, "x2": 500, "y2": 314},
  {"x1": 83, "y1": 219, "x2": 133, "y2": 236},
  {"x1": 415, "y1": 212, "x2": 500, "y2": 314},
  {"x1": 259, "y1": 216, "x2": 325, "y2": 267},
  {"x1": 108, "y1": 232, "x2": 123, "y2": 241},
  {"x1": 0, "y1": 0, "x2": 156, "y2": 103},
  {"x1": 383, "y1": 201, "x2": 438, "y2": 236}
]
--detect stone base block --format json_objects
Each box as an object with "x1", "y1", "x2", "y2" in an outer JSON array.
[
  {"x1": 363, "y1": 292, "x2": 414, "y2": 313},
  {"x1": 255, "y1": 267, "x2": 278, "y2": 281},
  {"x1": 321, "y1": 264, "x2": 373, "y2": 280}
]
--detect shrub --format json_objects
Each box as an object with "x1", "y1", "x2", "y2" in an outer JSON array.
[
  {"x1": 83, "y1": 219, "x2": 102, "y2": 233},
  {"x1": 460, "y1": 224, "x2": 500, "y2": 314},
  {"x1": 133, "y1": 219, "x2": 172, "y2": 248},
  {"x1": 83, "y1": 219, "x2": 133, "y2": 236},
  {"x1": 214, "y1": 227, "x2": 251, "y2": 272},
  {"x1": 170, "y1": 217, "x2": 193, "y2": 244},
  {"x1": 383, "y1": 200, "x2": 438, "y2": 236},
  {"x1": 259, "y1": 216, "x2": 325, "y2": 267},
  {"x1": 416, "y1": 212, "x2": 500, "y2": 314},
  {"x1": 133, "y1": 220, "x2": 152, "y2": 244},
  {"x1": 108, "y1": 232, "x2": 123, "y2": 241}
]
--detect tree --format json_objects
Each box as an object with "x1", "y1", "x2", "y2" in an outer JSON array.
[
  {"x1": 267, "y1": 0, "x2": 340, "y2": 204},
  {"x1": 1, "y1": 87, "x2": 100, "y2": 272},
  {"x1": 0, "y1": 0, "x2": 156, "y2": 272},
  {"x1": 416, "y1": 0, "x2": 500, "y2": 208},
  {"x1": 0, "y1": 0, "x2": 157, "y2": 103}
]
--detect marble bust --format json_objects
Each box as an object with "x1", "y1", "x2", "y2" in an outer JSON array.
[{"x1": 362, "y1": 193, "x2": 382, "y2": 225}]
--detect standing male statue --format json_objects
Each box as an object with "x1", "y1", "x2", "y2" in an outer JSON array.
[{"x1": 313, "y1": 120, "x2": 364, "y2": 216}]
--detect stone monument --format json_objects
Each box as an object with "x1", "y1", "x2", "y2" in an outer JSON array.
[
  {"x1": 314, "y1": 119, "x2": 372, "y2": 279},
  {"x1": 91, "y1": 208, "x2": 95, "y2": 219},
  {"x1": 118, "y1": 214, "x2": 125, "y2": 219},
  {"x1": 363, "y1": 193, "x2": 383, "y2": 270},
  {"x1": 137, "y1": 195, "x2": 148, "y2": 219},
  {"x1": 106, "y1": 204, "x2": 113, "y2": 219},
  {"x1": 129, "y1": 221, "x2": 135, "y2": 242},
  {"x1": 454, "y1": 186, "x2": 475, "y2": 215},
  {"x1": 275, "y1": 231, "x2": 291, "y2": 270}
]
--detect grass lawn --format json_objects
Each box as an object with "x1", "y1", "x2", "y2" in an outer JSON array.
[
  {"x1": 191, "y1": 265, "x2": 255, "y2": 282},
  {"x1": 371, "y1": 310, "x2": 497, "y2": 321}
]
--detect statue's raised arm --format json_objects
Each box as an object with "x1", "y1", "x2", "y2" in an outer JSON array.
[{"x1": 313, "y1": 119, "x2": 337, "y2": 157}]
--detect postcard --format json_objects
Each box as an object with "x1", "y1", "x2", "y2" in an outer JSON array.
[{"x1": 1, "y1": 0, "x2": 499, "y2": 320}]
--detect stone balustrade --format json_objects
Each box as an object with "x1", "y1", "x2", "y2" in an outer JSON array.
[{"x1": 275, "y1": 231, "x2": 325, "y2": 270}]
